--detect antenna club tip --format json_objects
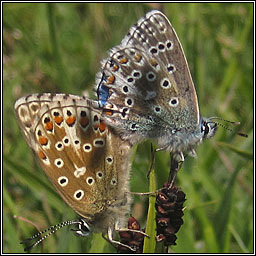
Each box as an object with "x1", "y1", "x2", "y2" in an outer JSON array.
[{"x1": 237, "y1": 132, "x2": 248, "y2": 137}]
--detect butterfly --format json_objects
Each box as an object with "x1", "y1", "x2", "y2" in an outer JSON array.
[
  {"x1": 14, "y1": 93, "x2": 137, "y2": 251},
  {"x1": 95, "y1": 10, "x2": 218, "y2": 162}
]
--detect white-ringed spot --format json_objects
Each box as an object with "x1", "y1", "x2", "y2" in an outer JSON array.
[
  {"x1": 132, "y1": 70, "x2": 142, "y2": 79},
  {"x1": 110, "y1": 177, "x2": 117, "y2": 186},
  {"x1": 54, "y1": 158, "x2": 64, "y2": 168},
  {"x1": 169, "y1": 97, "x2": 179, "y2": 107},
  {"x1": 146, "y1": 71, "x2": 156, "y2": 82},
  {"x1": 122, "y1": 86, "x2": 129, "y2": 94},
  {"x1": 96, "y1": 171, "x2": 104, "y2": 179},
  {"x1": 58, "y1": 176, "x2": 69, "y2": 187},
  {"x1": 86, "y1": 177, "x2": 95, "y2": 186},
  {"x1": 74, "y1": 190, "x2": 84, "y2": 200},
  {"x1": 83, "y1": 143, "x2": 92, "y2": 152},
  {"x1": 154, "y1": 106, "x2": 161, "y2": 113},
  {"x1": 62, "y1": 136, "x2": 71, "y2": 146},
  {"x1": 106, "y1": 156, "x2": 113, "y2": 165},
  {"x1": 55, "y1": 141, "x2": 64, "y2": 151},
  {"x1": 167, "y1": 64, "x2": 176, "y2": 73},
  {"x1": 127, "y1": 77, "x2": 134, "y2": 83},
  {"x1": 149, "y1": 46, "x2": 158, "y2": 55},
  {"x1": 157, "y1": 42, "x2": 165, "y2": 52},
  {"x1": 125, "y1": 98, "x2": 134, "y2": 107},
  {"x1": 73, "y1": 138, "x2": 81, "y2": 148},
  {"x1": 93, "y1": 138, "x2": 105, "y2": 147},
  {"x1": 166, "y1": 40, "x2": 173, "y2": 50},
  {"x1": 161, "y1": 78, "x2": 171, "y2": 89}
]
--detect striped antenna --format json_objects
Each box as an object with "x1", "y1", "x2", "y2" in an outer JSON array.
[
  {"x1": 20, "y1": 219, "x2": 85, "y2": 251},
  {"x1": 208, "y1": 117, "x2": 248, "y2": 137}
]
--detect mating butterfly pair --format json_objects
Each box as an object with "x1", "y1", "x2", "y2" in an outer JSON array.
[{"x1": 15, "y1": 10, "x2": 218, "y2": 251}]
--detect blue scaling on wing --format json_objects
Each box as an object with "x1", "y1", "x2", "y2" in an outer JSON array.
[{"x1": 97, "y1": 72, "x2": 110, "y2": 108}]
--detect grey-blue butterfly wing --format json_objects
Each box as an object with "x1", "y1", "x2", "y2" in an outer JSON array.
[{"x1": 95, "y1": 10, "x2": 200, "y2": 146}]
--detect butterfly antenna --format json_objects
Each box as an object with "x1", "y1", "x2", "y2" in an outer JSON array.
[
  {"x1": 20, "y1": 220, "x2": 80, "y2": 251},
  {"x1": 208, "y1": 116, "x2": 241, "y2": 125},
  {"x1": 208, "y1": 117, "x2": 248, "y2": 137}
]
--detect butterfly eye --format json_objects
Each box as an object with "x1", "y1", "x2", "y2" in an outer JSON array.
[
  {"x1": 202, "y1": 121, "x2": 218, "y2": 139},
  {"x1": 203, "y1": 122, "x2": 209, "y2": 136},
  {"x1": 72, "y1": 219, "x2": 91, "y2": 237}
]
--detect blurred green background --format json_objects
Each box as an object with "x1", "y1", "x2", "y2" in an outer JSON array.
[{"x1": 3, "y1": 3, "x2": 253, "y2": 253}]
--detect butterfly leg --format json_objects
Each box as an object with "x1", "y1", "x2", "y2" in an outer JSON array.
[
  {"x1": 168, "y1": 152, "x2": 184, "y2": 187},
  {"x1": 102, "y1": 227, "x2": 137, "y2": 252},
  {"x1": 115, "y1": 225, "x2": 150, "y2": 238},
  {"x1": 127, "y1": 190, "x2": 159, "y2": 196}
]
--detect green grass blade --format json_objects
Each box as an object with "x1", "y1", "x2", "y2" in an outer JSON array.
[
  {"x1": 46, "y1": 3, "x2": 70, "y2": 91},
  {"x1": 217, "y1": 141, "x2": 253, "y2": 160},
  {"x1": 143, "y1": 166, "x2": 157, "y2": 253},
  {"x1": 4, "y1": 156, "x2": 64, "y2": 211},
  {"x1": 214, "y1": 167, "x2": 241, "y2": 252},
  {"x1": 3, "y1": 209, "x2": 23, "y2": 253},
  {"x1": 88, "y1": 233, "x2": 109, "y2": 253}
]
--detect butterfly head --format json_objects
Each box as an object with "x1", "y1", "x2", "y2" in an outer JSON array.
[
  {"x1": 200, "y1": 117, "x2": 218, "y2": 140},
  {"x1": 70, "y1": 218, "x2": 91, "y2": 237},
  {"x1": 156, "y1": 116, "x2": 218, "y2": 162}
]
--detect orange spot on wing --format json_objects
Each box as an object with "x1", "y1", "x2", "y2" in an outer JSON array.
[
  {"x1": 150, "y1": 58, "x2": 158, "y2": 67},
  {"x1": 107, "y1": 75, "x2": 115, "y2": 85},
  {"x1": 112, "y1": 64, "x2": 119, "y2": 72},
  {"x1": 134, "y1": 53, "x2": 142, "y2": 62},
  {"x1": 54, "y1": 116, "x2": 63, "y2": 125},
  {"x1": 39, "y1": 136, "x2": 48, "y2": 146},
  {"x1": 45, "y1": 121, "x2": 53, "y2": 131},
  {"x1": 99, "y1": 121, "x2": 107, "y2": 132},
  {"x1": 38, "y1": 150, "x2": 47, "y2": 159},
  {"x1": 66, "y1": 116, "x2": 76, "y2": 126},
  {"x1": 104, "y1": 110, "x2": 113, "y2": 116},
  {"x1": 120, "y1": 57, "x2": 128, "y2": 64}
]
